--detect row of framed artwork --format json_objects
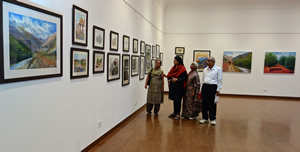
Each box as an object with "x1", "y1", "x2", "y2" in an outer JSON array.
[
  {"x1": 0, "y1": 0, "x2": 164, "y2": 84},
  {"x1": 71, "y1": 48, "x2": 164, "y2": 86},
  {"x1": 192, "y1": 50, "x2": 296, "y2": 74}
]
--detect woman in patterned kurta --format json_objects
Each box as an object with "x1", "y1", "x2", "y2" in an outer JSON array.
[
  {"x1": 182, "y1": 62, "x2": 201, "y2": 120},
  {"x1": 145, "y1": 60, "x2": 164, "y2": 116}
]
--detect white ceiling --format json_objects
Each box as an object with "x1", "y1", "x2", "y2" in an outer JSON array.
[{"x1": 157, "y1": 0, "x2": 300, "y2": 9}]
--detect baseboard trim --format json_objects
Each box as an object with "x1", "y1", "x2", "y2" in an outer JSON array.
[
  {"x1": 164, "y1": 91, "x2": 300, "y2": 99},
  {"x1": 81, "y1": 104, "x2": 146, "y2": 152}
]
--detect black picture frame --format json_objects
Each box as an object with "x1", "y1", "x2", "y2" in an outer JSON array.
[
  {"x1": 122, "y1": 54, "x2": 130, "y2": 86},
  {"x1": 123, "y1": 35, "x2": 130, "y2": 52},
  {"x1": 0, "y1": 0, "x2": 63, "y2": 84},
  {"x1": 139, "y1": 55, "x2": 145, "y2": 80},
  {"x1": 131, "y1": 55, "x2": 139, "y2": 77},
  {"x1": 193, "y1": 50, "x2": 211, "y2": 72},
  {"x1": 159, "y1": 53, "x2": 163, "y2": 66},
  {"x1": 70, "y1": 48, "x2": 89, "y2": 79},
  {"x1": 110, "y1": 31, "x2": 119, "y2": 51},
  {"x1": 140, "y1": 41, "x2": 145, "y2": 54},
  {"x1": 72, "y1": 5, "x2": 88, "y2": 46},
  {"x1": 92, "y1": 26, "x2": 105, "y2": 49},
  {"x1": 175, "y1": 47, "x2": 185, "y2": 54},
  {"x1": 156, "y1": 44, "x2": 160, "y2": 59},
  {"x1": 152, "y1": 45, "x2": 156, "y2": 58},
  {"x1": 145, "y1": 44, "x2": 151, "y2": 74},
  {"x1": 93, "y1": 51, "x2": 105, "y2": 74},
  {"x1": 133, "y1": 38, "x2": 138, "y2": 53},
  {"x1": 107, "y1": 53, "x2": 120, "y2": 81}
]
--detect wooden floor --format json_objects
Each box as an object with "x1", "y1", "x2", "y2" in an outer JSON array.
[{"x1": 89, "y1": 95, "x2": 300, "y2": 152}]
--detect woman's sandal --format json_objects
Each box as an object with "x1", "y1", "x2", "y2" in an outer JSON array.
[
  {"x1": 168, "y1": 113, "x2": 176, "y2": 118},
  {"x1": 174, "y1": 115, "x2": 180, "y2": 120}
]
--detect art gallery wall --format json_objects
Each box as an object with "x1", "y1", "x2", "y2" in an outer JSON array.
[
  {"x1": 0, "y1": 0, "x2": 164, "y2": 152},
  {"x1": 162, "y1": 1, "x2": 300, "y2": 97}
]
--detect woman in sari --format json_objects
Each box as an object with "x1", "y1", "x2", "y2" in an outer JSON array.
[
  {"x1": 145, "y1": 60, "x2": 164, "y2": 116},
  {"x1": 167, "y1": 56, "x2": 188, "y2": 120},
  {"x1": 182, "y1": 62, "x2": 202, "y2": 120}
]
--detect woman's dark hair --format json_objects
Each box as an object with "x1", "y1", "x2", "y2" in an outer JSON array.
[{"x1": 174, "y1": 55, "x2": 184, "y2": 65}]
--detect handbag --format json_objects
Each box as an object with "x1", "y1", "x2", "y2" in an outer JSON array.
[{"x1": 147, "y1": 68, "x2": 153, "y2": 85}]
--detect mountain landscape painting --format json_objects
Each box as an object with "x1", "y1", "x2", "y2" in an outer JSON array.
[
  {"x1": 223, "y1": 51, "x2": 252, "y2": 73},
  {"x1": 9, "y1": 12, "x2": 57, "y2": 70},
  {"x1": 264, "y1": 52, "x2": 296, "y2": 74},
  {"x1": 193, "y1": 50, "x2": 210, "y2": 72}
]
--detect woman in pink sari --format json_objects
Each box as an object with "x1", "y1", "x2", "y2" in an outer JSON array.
[{"x1": 182, "y1": 62, "x2": 202, "y2": 120}]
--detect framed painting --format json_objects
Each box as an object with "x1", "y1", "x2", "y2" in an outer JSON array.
[
  {"x1": 139, "y1": 55, "x2": 145, "y2": 80},
  {"x1": 122, "y1": 54, "x2": 130, "y2": 86},
  {"x1": 151, "y1": 59, "x2": 156, "y2": 68},
  {"x1": 264, "y1": 52, "x2": 296, "y2": 74},
  {"x1": 156, "y1": 45, "x2": 160, "y2": 59},
  {"x1": 152, "y1": 45, "x2": 156, "y2": 58},
  {"x1": 175, "y1": 47, "x2": 185, "y2": 54},
  {"x1": 123, "y1": 35, "x2": 129, "y2": 52},
  {"x1": 93, "y1": 51, "x2": 105, "y2": 74},
  {"x1": 145, "y1": 44, "x2": 151, "y2": 73},
  {"x1": 0, "y1": 0, "x2": 63, "y2": 84},
  {"x1": 193, "y1": 50, "x2": 211, "y2": 72},
  {"x1": 140, "y1": 41, "x2": 145, "y2": 54},
  {"x1": 107, "y1": 53, "x2": 120, "y2": 81},
  {"x1": 71, "y1": 48, "x2": 89, "y2": 79},
  {"x1": 110, "y1": 31, "x2": 119, "y2": 51},
  {"x1": 72, "y1": 5, "x2": 88, "y2": 46},
  {"x1": 131, "y1": 55, "x2": 139, "y2": 76},
  {"x1": 133, "y1": 38, "x2": 138, "y2": 53},
  {"x1": 93, "y1": 25, "x2": 105, "y2": 49},
  {"x1": 160, "y1": 53, "x2": 163, "y2": 66},
  {"x1": 223, "y1": 51, "x2": 252, "y2": 73}
]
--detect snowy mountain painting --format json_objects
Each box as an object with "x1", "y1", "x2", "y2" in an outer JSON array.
[{"x1": 9, "y1": 12, "x2": 57, "y2": 70}]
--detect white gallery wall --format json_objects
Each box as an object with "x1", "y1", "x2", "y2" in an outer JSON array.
[
  {"x1": 163, "y1": 1, "x2": 300, "y2": 97},
  {"x1": 0, "y1": 0, "x2": 164, "y2": 152}
]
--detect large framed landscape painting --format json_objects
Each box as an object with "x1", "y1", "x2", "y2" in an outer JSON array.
[
  {"x1": 193, "y1": 50, "x2": 210, "y2": 72},
  {"x1": 72, "y1": 5, "x2": 88, "y2": 46},
  {"x1": 0, "y1": 0, "x2": 63, "y2": 84},
  {"x1": 264, "y1": 52, "x2": 296, "y2": 74},
  {"x1": 70, "y1": 48, "x2": 89, "y2": 79},
  {"x1": 223, "y1": 51, "x2": 252, "y2": 73}
]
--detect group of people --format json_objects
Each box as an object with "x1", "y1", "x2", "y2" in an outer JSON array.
[{"x1": 145, "y1": 55, "x2": 222, "y2": 125}]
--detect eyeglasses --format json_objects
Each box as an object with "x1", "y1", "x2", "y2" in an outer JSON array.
[{"x1": 206, "y1": 60, "x2": 212, "y2": 62}]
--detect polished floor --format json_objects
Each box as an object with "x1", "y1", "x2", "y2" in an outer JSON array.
[{"x1": 89, "y1": 95, "x2": 300, "y2": 152}]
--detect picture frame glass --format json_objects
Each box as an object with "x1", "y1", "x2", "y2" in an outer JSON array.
[
  {"x1": 1, "y1": 1, "x2": 62, "y2": 83},
  {"x1": 93, "y1": 26, "x2": 104, "y2": 49},
  {"x1": 140, "y1": 56, "x2": 145, "y2": 80},
  {"x1": 110, "y1": 32, "x2": 118, "y2": 51},
  {"x1": 73, "y1": 6, "x2": 87, "y2": 45},
  {"x1": 131, "y1": 56, "x2": 139, "y2": 76},
  {"x1": 72, "y1": 49, "x2": 89, "y2": 77},
  {"x1": 107, "y1": 53, "x2": 120, "y2": 81},
  {"x1": 93, "y1": 52, "x2": 104, "y2": 73},
  {"x1": 122, "y1": 55, "x2": 130, "y2": 86},
  {"x1": 175, "y1": 47, "x2": 185, "y2": 54},
  {"x1": 133, "y1": 39, "x2": 138, "y2": 53},
  {"x1": 193, "y1": 50, "x2": 211, "y2": 72},
  {"x1": 123, "y1": 36, "x2": 129, "y2": 52},
  {"x1": 140, "y1": 41, "x2": 145, "y2": 54}
]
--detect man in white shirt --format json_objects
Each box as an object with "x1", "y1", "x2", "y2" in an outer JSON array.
[{"x1": 199, "y1": 57, "x2": 222, "y2": 125}]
